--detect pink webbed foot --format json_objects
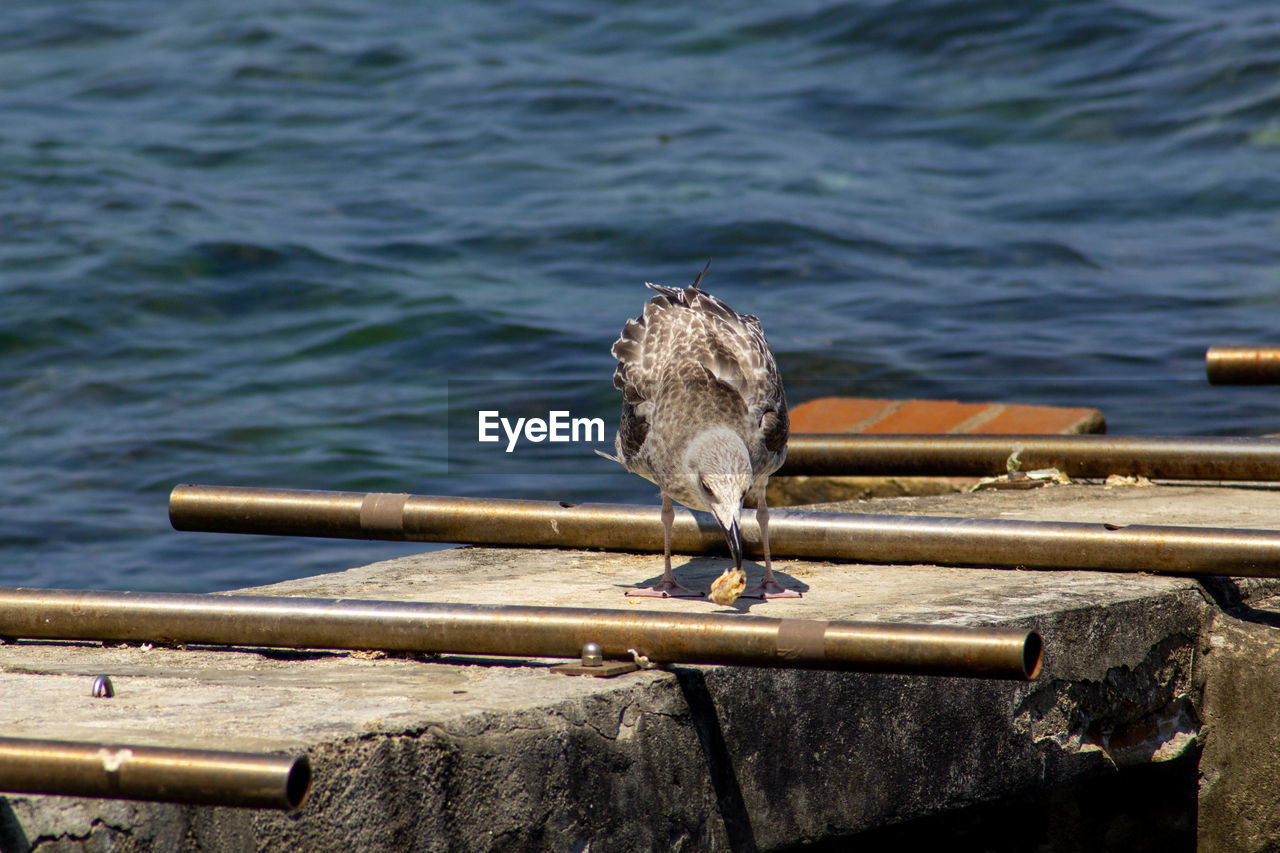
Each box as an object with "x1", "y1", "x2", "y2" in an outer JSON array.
[{"x1": 738, "y1": 579, "x2": 802, "y2": 600}]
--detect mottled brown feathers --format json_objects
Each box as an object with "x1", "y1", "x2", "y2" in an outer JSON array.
[{"x1": 606, "y1": 264, "x2": 789, "y2": 492}]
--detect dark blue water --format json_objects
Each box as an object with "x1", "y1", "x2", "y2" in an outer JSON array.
[{"x1": 4, "y1": 1, "x2": 1280, "y2": 592}]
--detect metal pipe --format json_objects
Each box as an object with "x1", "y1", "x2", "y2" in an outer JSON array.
[
  {"x1": 1206, "y1": 346, "x2": 1280, "y2": 385},
  {"x1": 0, "y1": 587, "x2": 1040, "y2": 679},
  {"x1": 0, "y1": 736, "x2": 309, "y2": 809},
  {"x1": 171, "y1": 485, "x2": 1280, "y2": 579},
  {"x1": 780, "y1": 434, "x2": 1280, "y2": 479}
]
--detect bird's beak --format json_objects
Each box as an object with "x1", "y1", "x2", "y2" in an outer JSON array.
[{"x1": 711, "y1": 503, "x2": 743, "y2": 570}]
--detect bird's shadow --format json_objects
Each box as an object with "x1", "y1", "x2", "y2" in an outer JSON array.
[{"x1": 622, "y1": 557, "x2": 810, "y2": 612}]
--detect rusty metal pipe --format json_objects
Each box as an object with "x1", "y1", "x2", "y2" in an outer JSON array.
[
  {"x1": 1206, "y1": 346, "x2": 1280, "y2": 385},
  {"x1": 171, "y1": 485, "x2": 1280, "y2": 579},
  {"x1": 780, "y1": 434, "x2": 1280, "y2": 479},
  {"x1": 0, "y1": 736, "x2": 309, "y2": 809},
  {"x1": 0, "y1": 587, "x2": 1040, "y2": 679}
]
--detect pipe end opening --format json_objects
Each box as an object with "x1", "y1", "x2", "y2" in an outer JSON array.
[
  {"x1": 285, "y1": 755, "x2": 312, "y2": 810},
  {"x1": 1023, "y1": 632, "x2": 1043, "y2": 680}
]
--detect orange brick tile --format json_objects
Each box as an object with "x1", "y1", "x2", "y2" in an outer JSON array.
[
  {"x1": 788, "y1": 397, "x2": 900, "y2": 433},
  {"x1": 790, "y1": 397, "x2": 1107, "y2": 435},
  {"x1": 970, "y1": 405, "x2": 1105, "y2": 434},
  {"x1": 862, "y1": 400, "x2": 995, "y2": 434}
]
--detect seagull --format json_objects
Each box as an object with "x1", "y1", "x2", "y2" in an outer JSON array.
[{"x1": 600, "y1": 262, "x2": 799, "y2": 602}]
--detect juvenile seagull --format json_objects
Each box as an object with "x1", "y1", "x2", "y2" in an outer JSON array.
[{"x1": 601, "y1": 262, "x2": 799, "y2": 601}]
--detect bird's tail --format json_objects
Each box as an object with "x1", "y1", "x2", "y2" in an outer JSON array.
[
  {"x1": 690, "y1": 259, "x2": 711, "y2": 290},
  {"x1": 644, "y1": 259, "x2": 713, "y2": 300}
]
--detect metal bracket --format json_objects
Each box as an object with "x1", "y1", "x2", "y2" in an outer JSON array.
[{"x1": 551, "y1": 642, "x2": 640, "y2": 678}]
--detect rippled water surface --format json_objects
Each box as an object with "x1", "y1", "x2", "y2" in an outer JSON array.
[{"x1": 5, "y1": 1, "x2": 1280, "y2": 591}]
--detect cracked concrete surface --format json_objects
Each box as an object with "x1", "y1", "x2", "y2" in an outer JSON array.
[{"x1": 3, "y1": 484, "x2": 1280, "y2": 850}]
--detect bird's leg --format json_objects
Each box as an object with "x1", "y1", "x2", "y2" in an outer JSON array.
[
  {"x1": 741, "y1": 485, "x2": 801, "y2": 599},
  {"x1": 627, "y1": 494, "x2": 703, "y2": 598}
]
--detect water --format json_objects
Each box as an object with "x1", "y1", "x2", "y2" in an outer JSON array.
[{"x1": 4, "y1": 0, "x2": 1280, "y2": 592}]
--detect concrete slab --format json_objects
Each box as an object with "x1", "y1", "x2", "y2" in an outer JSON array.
[
  {"x1": 1195, "y1": 595, "x2": 1280, "y2": 853},
  {"x1": 4, "y1": 484, "x2": 1280, "y2": 851}
]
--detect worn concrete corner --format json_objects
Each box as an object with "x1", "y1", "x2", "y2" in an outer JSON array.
[{"x1": 1196, "y1": 600, "x2": 1280, "y2": 853}]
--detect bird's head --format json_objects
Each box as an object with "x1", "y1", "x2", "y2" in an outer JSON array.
[{"x1": 684, "y1": 427, "x2": 753, "y2": 570}]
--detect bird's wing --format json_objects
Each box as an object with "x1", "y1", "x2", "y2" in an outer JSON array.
[
  {"x1": 614, "y1": 283, "x2": 763, "y2": 395},
  {"x1": 616, "y1": 399, "x2": 649, "y2": 463},
  {"x1": 727, "y1": 311, "x2": 788, "y2": 455},
  {"x1": 675, "y1": 288, "x2": 789, "y2": 457},
  {"x1": 610, "y1": 266, "x2": 788, "y2": 464}
]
